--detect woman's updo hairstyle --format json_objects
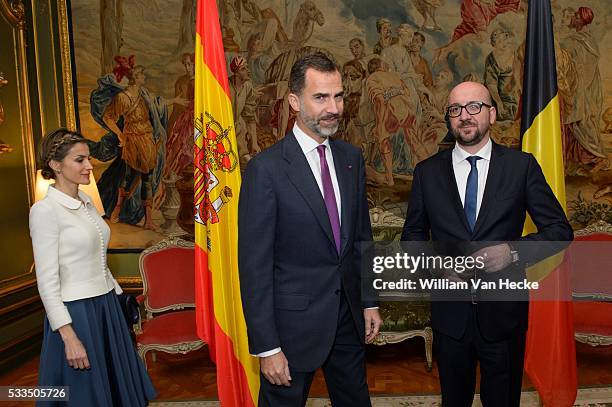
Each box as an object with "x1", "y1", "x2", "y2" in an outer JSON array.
[{"x1": 38, "y1": 128, "x2": 86, "y2": 180}]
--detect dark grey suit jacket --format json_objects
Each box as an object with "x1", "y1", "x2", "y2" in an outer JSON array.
[
  {"x1": 401, "y1": 142, "x2": 573, "y2": 341},
  {"x1": 238, "y1": 131, "x2": 373, "y2": 372}
]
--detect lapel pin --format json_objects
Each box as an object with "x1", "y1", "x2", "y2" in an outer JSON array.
[{"x1": 348, "y1": 165, "x2": 352, "y2": 169}]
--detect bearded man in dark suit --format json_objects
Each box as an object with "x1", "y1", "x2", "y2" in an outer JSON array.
[
  {"x1": 402, "y1": 81, "x2": 573, "y2": 406},
  {"x1": 239, "y1": 53, "x2": 382, "y2": 407}
]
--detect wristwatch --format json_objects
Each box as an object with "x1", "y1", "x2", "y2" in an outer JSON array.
[{"x1": 508, "y1": 243, "x2": 520, "y2": 263}]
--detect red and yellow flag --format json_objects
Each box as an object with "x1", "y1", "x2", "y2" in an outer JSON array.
[{"x1": 194, "y1": 0, "x2": 259, "y2": 405}]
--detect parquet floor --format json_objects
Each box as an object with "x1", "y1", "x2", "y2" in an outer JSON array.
[{"x1": 1, "y1": 339, "x2": 610, "y2": 404}]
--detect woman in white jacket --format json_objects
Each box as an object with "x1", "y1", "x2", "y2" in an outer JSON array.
[{"x1": 29, "y1": 128, "x2": 156, "y2": 406}]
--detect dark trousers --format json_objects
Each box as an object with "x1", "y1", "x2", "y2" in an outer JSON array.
[
  {"x1": 434, "y1": 306, "x2": 526, "y2": 407},
  {"x1": 259, "y1": 293, "x2": 371, "y2": 407}
]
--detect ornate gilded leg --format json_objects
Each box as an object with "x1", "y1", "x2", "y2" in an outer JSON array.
[
  {"x1": 138, "y1": 345, "x2": 148, "y2": 370},
  {"x1": 424, "y1": 326, "x2": 433, "y2": 372}
]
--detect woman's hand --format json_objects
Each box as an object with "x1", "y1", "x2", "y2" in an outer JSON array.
[{"x1": 58, "y1": 325, "x2": 90, "y2": 370}]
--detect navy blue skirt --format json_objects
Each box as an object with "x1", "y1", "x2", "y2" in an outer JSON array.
[{"x1": 37, "y1": 290, "x2": 157, "y2": 406}]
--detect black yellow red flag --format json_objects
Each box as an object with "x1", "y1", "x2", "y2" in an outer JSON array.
[{"x1": 520, "y1": 1, "x2": 577, "y2": 405}]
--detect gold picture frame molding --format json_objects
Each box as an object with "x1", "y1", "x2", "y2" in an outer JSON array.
[
  {"x1": 0, "y1": 0, "x2": 78, "y2": 290},
  {"x1": 57, "y1": 0, "x2": 76, "y2": 131},
  {"x1": 1, "y1": 0, "x2": 35, "y2": 205},
  {"x1": 0, "y1": 0, "x2": 35, "y2": 289}
]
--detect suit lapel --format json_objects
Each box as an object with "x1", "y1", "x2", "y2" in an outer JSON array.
[
  {"x1": 330, "y1": 140, "x2": 353, "y2": 257},
  {"x1": 282, "y1": 132, "x2": 337, "y2": 251},
  {"x1": 472, "y1": 142, "x2": 505, "y2": 236},
  {"x1": 439, "y1": 151, "x2": 472, "y2": 234}
]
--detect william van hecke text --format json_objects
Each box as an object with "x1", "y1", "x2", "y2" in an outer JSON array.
[{"x1": 372, "y1": 278, "x2": 539, "y2": 291}]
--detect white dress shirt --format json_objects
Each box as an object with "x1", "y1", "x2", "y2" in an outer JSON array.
[
  {"x1": 293, "y1": 123, "x2": 342, "y2": 221},
  {"x1": 29, "y1": 185, "x2": 122, "y2": 331},
  {"x1": 452, "y1": 138, "x2": 492, "y2": 219}
]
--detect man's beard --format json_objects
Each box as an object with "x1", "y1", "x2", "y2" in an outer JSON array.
[
  {"x1": 299, "y1": 107, "x2": 341, "y2": 139},
  {"x1": 451, "y1": 121, "x2": 486, "y2": 146}
]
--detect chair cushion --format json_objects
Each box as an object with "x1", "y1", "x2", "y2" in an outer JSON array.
[
  {"x1": 380, "y1": 301, "x2": 431, "y2": 331},
  {"x1": 137, "y1": 310, "x2": 201, "y2": 345},
  {"x1": 571, "y1": 232, "x2": 612, "y2": 300},
  {"x1": 141, "y1": 246, "x2": 196, "y2": 310},
  {"x1": 573, "y1": 302, "x2": 612, "y2": 336}
]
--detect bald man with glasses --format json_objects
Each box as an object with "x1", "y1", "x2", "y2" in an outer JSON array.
[{"x1": 401, "y1": 82, "x2": 572, "y2": 406}]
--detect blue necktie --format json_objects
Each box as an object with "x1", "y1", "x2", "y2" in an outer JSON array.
[{"x1": 464, "y1": 156, "x2": 482, "y2": 231}]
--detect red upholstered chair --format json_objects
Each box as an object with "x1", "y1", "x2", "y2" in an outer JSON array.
[
  {"x1": 135, "y1": 236, "x2": 206, "y2": 367},
  {"x1": 572, "y1": 221, "x2": 612, "y2": 346}
]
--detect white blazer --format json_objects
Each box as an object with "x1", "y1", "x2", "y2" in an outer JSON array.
[{"x1": 29, "y1": 185, "x2": 122, "y2": 331}]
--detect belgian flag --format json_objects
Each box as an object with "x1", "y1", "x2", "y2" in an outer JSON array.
[{"x1": 520, "y1": 0, "x2": 577, "y2": 405}]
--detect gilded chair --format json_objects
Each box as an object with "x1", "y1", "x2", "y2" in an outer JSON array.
[
  {"x1": 572, "y1": 220, "x2": 612, "y2": 346},
  {"x1": 135, "y1": 236, "x2": 206, "y2": 367}
]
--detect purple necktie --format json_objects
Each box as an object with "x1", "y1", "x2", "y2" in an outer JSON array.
[{"x1": 316, "y1": 145, "x2": 341, "y2": 253}]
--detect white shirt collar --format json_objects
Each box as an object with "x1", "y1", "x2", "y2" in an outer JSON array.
[
  {"x1": 293, "y1": 123, "x2": 330, "y2": 156},
  {"x1": 46, "y1": 185, "x2": 92, "y2": 209},
  {"x1": 452, "y1": 137, "x2": 492, "y2": 165}
]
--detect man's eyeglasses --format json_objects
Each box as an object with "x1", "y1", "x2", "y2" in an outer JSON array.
[{"x1": 446, "y1": 101, "x2": 492, "y2": 118}]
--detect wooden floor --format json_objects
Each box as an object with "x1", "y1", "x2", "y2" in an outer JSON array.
[{"x1": 1, "y1": 339, "x2": 610, "y2": 403}]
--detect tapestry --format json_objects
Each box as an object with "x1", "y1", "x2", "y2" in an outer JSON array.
[{"x1": 70, "y1": 0, "x2": 612, "y2": 248}]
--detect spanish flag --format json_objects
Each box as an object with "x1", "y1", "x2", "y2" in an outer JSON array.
[
  {"x1": 194, "y1": 0, "x2": 259, "y2": 405},
  {"x1": 520, "y1": 0, "x2": 577, "y2": 405}
]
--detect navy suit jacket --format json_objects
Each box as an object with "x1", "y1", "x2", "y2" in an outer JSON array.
[
  {"x1": 401, "y1": 142, "x2": 573, "y2": 341},
  {"x1": 238, "y1": 132, "x2": 373, "y2": 372}
]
